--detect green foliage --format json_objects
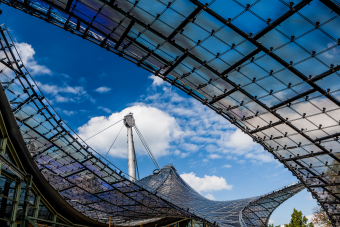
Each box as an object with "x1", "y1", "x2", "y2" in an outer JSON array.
[
  {"x1": 312, "y1": 206, "x2": 332, "y2": 227},
  {"x1": 284, "y1": 208, "x2": 314, "y2": 227},
  {"x1": 268, "y1": 224, "x2": 281, "y2": 227}
]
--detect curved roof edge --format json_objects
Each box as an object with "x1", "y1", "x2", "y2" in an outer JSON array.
[
  {"x1": 139, "y1": 164, "x2": 305, "y2": 227},
  {"x1": 0, "y1": 23, "x2": 306, "y2": 227},
  {"x1": 1, "y1": 0, "x2": 337, "y2": 223},
  {"x1": 0, "y1": 24, "x2": 207, "y2": 227},
  {"x1": 0, "y1": 54, "x2": 106, "y2": 226},
  {"x1": 241, "y1": 182, "x2": 305, "y2": 226}
]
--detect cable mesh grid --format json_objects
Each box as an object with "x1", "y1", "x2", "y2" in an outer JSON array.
[{"x1": 0, "y1": 0, "x2": 339, "y2": 224}]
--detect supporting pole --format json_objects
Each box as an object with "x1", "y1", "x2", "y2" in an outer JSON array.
[
  {"x1": 20, "y1": 174, "x2": 33, "y2": 227},
  {"x1": 33, "y1": 195, "x2": 40, "y2": 218},
  {"x1": 0, "y1": 137, "x2": 7, "y2": 176},
  {"x1": 127, "y1": 127, "x2": 136, "y2": 181},
  {"x1": 10, "y1": 179, "x2": 22, "y2": 227},
  {"x1": 124, "y1": 113, "x2": 136, "y2": 182},
  {"x1": 52, "y1": 213, "x2": 57, "y2": 227},
  {"x1": 109, "y1": 216, "x2": 111, "y2": 227}
]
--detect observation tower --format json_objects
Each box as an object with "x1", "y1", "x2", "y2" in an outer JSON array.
[{"x1": 124, "y1": 113, "x2": 136, "y2": 182}]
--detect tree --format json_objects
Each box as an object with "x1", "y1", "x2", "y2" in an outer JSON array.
[
  {"x1": 312, "y1": 206, "x2": 331, "y2": 227},
  {"x1": 284, "y1": 208, "x2": 314, "y2": 227},
  {"x1": 268, "y1": 224, "x2": 281, "y2": 227}
]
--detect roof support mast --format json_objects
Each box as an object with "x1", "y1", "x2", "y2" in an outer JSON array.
[{"x1": 124, "y1": 113, "x2": 136, "y2": 182}]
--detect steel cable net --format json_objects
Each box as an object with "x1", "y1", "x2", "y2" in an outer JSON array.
[
  {"x1": 0, "y1": 25, "x2": 304, "y2": 227},
  {"x1": 241, "y1": 182, "x2": 306, "y2": 226},
  {"x1": 139, "y1": 164, "x2": 305, "y2": 227},
  {"x1": 0, "y1": 27, "x2": 195, "y2": 226},
  {"x1": 1, "y1": 0, "x2": 340, "y2": 224}
]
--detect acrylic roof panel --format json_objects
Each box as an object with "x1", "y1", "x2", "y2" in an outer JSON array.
[
  {"x1": 2, "y1": 0, "x2": 340, "y2": 224},
  {"x1": 0, "y1": 24, "x2": 305, "y2": 226},
  {"x1": 139, "y1": 164, "x2": 305, "y2": 227},
  {"x1": 241, "y1": 181, "x2": 305, "y2": 226},
  {"x1": 0, "y1": 26, "x2": 197, "y2": 226}
]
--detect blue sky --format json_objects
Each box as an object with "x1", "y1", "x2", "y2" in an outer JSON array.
[{"x1": 2, "y1": 4, "x2": 318, "y2": 225}]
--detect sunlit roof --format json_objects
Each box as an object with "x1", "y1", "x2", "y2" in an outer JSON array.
[
  {"x1": 1, "y1": 0, "x2": 340, "y2": 224},
  {"x1": 0, "y1": 24, "x2": 304, "y2": 227}
]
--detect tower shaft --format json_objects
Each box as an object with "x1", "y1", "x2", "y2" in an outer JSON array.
[
  {"x1": 124, "y1": 113, "x2": 136, "y2": 182},
  {"x1": 127, "y1": 126, "x2": 136, "y2": 182}
]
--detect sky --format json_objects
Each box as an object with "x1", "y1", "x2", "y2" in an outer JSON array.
[{"x1": 1, "y1": 4, "x2": 318, "y2": 225}]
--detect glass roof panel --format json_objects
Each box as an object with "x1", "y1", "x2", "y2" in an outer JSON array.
[{"x1": 2, "y1": 0, "x2": 340, "y2": 223}]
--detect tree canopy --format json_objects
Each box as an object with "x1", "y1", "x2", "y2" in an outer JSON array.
[
  {"x1": 268, "y1": 224, "x2": 281, "y2": 227},
  {"x1": 284, "y1": 208, "x2": 314, "y2": 227},
  {"x1": 312, "y1": 207, "x2": 332, "y2": 227}
]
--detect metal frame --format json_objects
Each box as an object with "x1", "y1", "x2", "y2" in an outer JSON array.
[
  {"x1": 241, "y1": 182, "x2": 305, "y2": 226},
  {"x1": 1, "y1": 0, "x2": 340, "y2": 224},
  {"x1": 0, "y1": 26, "x2": 206, "y2": 226},
  {"x1": 139, "y1": 164, "x2": 304, "y2": 227},
  {"x1": 0, "y1": 102, "x2": 81, "y2": 227}
]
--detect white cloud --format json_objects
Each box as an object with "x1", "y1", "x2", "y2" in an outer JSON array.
[
  {"x1": 173, "y1": 149, "x2": 190, "y2": 158},
  {"x1": 180, "y1": 152, "x2": 190, "y2": 158},
  {"x1": 15, "y1": 42, "x2": 51, "y2": 75},
  {"x1": 237, "y1": 160, "x2": 246, "y2": 164},
  {"x1": 98, "y1": 106, "x2": 112, "y2": 114},
  {"x1": 226, "y1": 155, "x2": 238, "y2": 160},
  {"x1": 223, "y1": 164, "x2": 232, "y2": 168},
  {"x1": 95, "y1": 86, "x2": 111, "y2": 93},
  {"x1": 218, "y1": 129, "x2": 274, "y2": 163},
  {"x1": 99, "y1": 72, "x2": 107, "y2": 78},
  {"x1": 209, "y1": 154, "x2": 222, "y2": 159},
  {"x1": 268, "y1": 220, "x2": 274, "y2": 224},
  {"x1": 77, "y1": 105, "x2": 182, "y2": 158},
  {"x1": 180, "y1": 172, "x2": 232, "y2": 193},
  {"x1": 324, "y1": 42, "x2": 340, "y2": 59},
  {"x1": 181, "y1": 143, "x2": 200, "y2": 152},
  {"x1": 63, "y1": 110, "x2": 76, "y2": 116},
  {"x1": 55, "y1": 95, "x2": 69, "y2": 103},
  {"x1": 205, "y1": 193, "x2": 216, "y2": 200},
  {"x1": 60, "y1": 73, "x2": 70, "y2": 79},
  {"x1": 149, "y1": 74, "x2": 164, "y2": 87},
  {"x1": 130, "y1": 85, "x2": 273, "y2": 163},
  {"x1": 306, "y1": 214, "x2": 317, "y2": 226},
  {"x1": 72, "y1": 77, "x2": 275, "y2": 164},
  {"x1": 36, "y1": 81, "x2": 94, "y2": 103},
  {"x1": 143, "y1": 86, "x2": 275, "y2": 164},
  {"x1": 220, "y1": 129, "x2": 258, "y2": 153},
  {"x1": 37, "y1": 82, "x2": 86, "y2": 96},
  {"x1": 307, "y1": 192, "x2": 313, "y2": 200}
]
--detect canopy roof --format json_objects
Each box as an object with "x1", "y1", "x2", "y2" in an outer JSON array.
[
  {"x1": 0, "y1": 25, "x2": 304, "y2": 227},
  {"x1": 1, "y1": 0, "x2": 340, "y2": 224},
  {"x1": 139, "y1": 164, "x2": 304, "y2": 226}
]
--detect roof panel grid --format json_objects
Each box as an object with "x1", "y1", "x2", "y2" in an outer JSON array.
[{"x1": 2, "y1": 0, "x2": 340, "y2": 223}]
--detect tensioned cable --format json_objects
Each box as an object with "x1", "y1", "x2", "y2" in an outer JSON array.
[
  {"x1": 134, "y1": 146, "x2": 140, "y2": 180},
  {"x1": 133, "y1": 125, "x2": 159, "y2": 169},
  {"x1": 84, "y1": 119, "x2": 123, "y2": 141},
  {"x1": 105, "y1": 124, "x2": 124, "y2": 158},
  {"x1": 133, "y1": 124, "x2": 161, "y2": 170}
]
